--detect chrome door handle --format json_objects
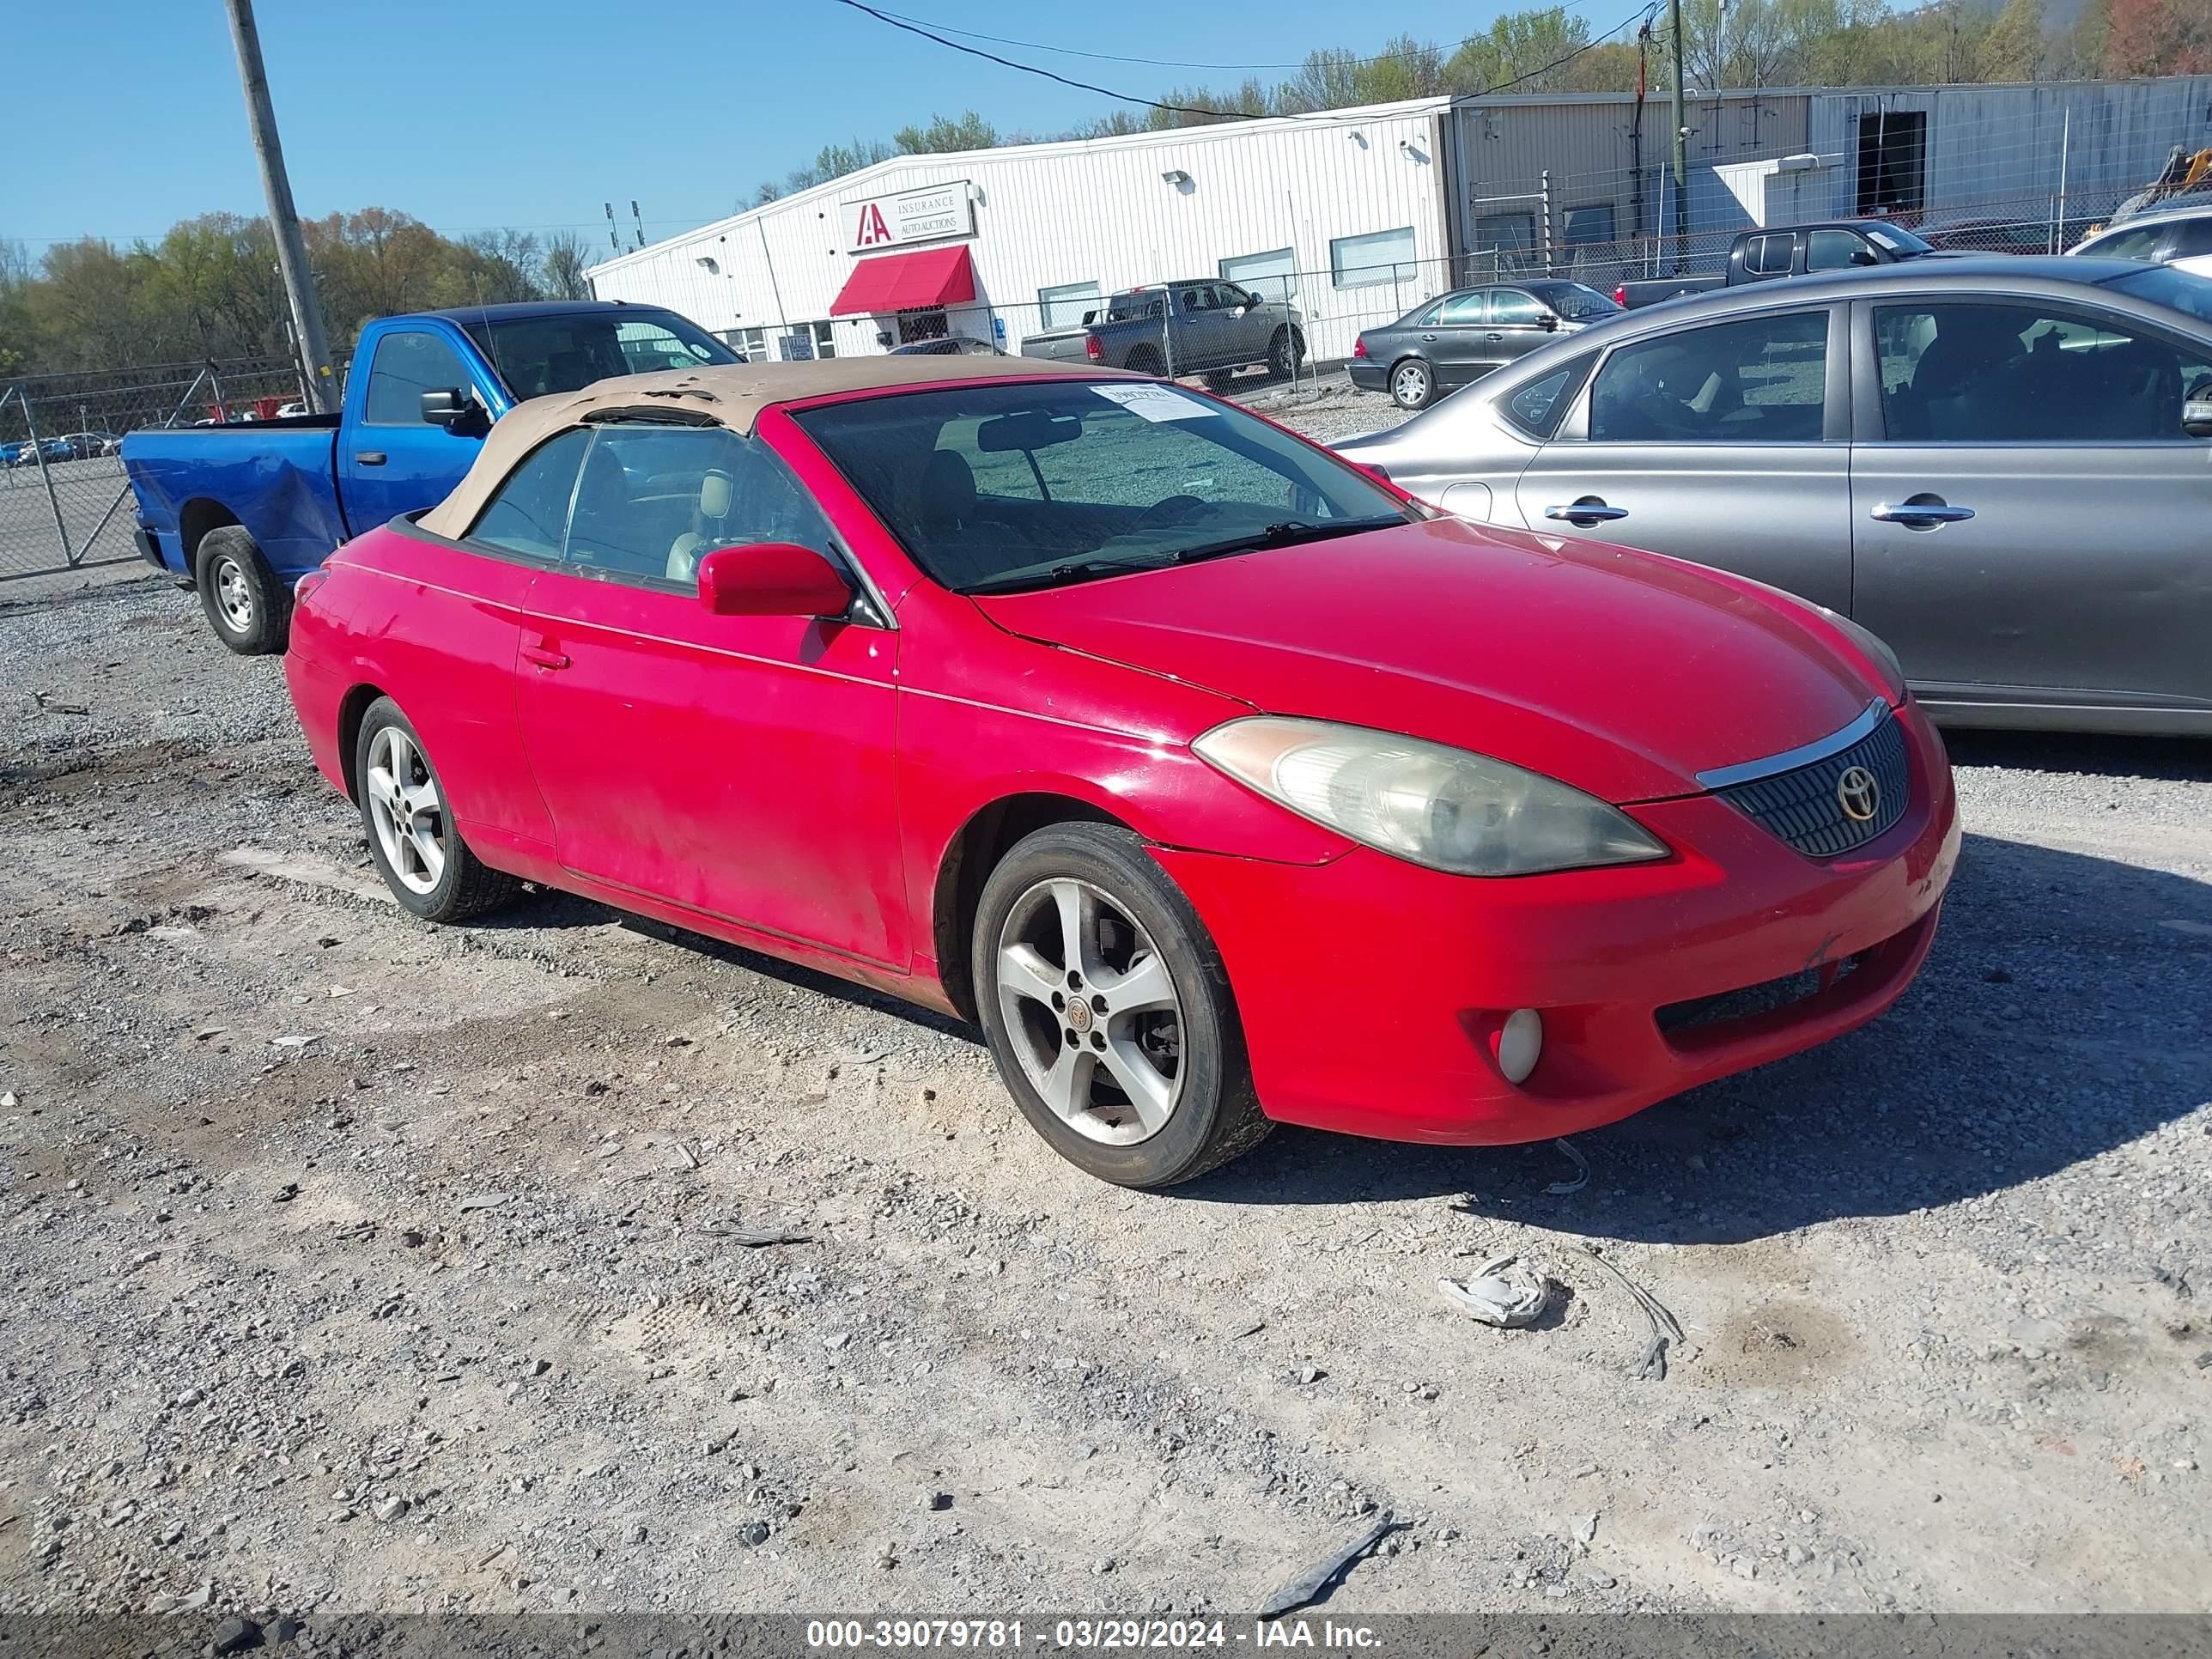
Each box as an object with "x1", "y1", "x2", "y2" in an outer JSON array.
[
  {"x1": 1420, "y1": 332, "x2": 1438, "y2": 341},
  {"x1": 1544, "y1": 502, "x2": 1629, "y2": 525},
  {"x1": 1486, "y1": 332, "x2": 1505, "y2": 343},
  {"x1": 1872, "y1": 502, "x2": 1974, "y2": 526}
]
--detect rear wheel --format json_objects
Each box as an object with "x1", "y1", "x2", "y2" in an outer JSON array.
[
  {"x1": 1267, "y1": 325, "x2": 1305, "y2": 380},
  {"x1": 1125, "y1": 345, "x2": 1166, "y2": 378},
  {"x1": 972, "y1": 823, "x2": 1271, "y2": 1188},
  {"x1": 354, "y1": 697, "x2": 522, "y2": 923},
  {"x1": 1389, "y1": 357, "x2": 1434, "y2": 410},
  {"x1": 194, "y1": 526, "x2": 290, "y2": 655}
]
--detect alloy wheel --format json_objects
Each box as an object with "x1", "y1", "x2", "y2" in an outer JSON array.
[
  {"x1": 994, "y1": 877, "x2": 1184, "y2": 1146},
  {"x1": 364, "y1": 726, "x2": 447, "y2": 896},
  {"x1": 213, "y1": 555, "x2": 254, "y2": 632},
  {"x1": 1393, "y1": 362, "x2": 1430, "y2": 408}
]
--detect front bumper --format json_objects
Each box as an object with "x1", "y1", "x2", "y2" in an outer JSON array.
[
  {"x1": 1346, "y1": 360, "x2": 1388, "y2": 392},
  {"x1": 1153, "y1": 701, "x2": 1960, "y2": 1146}
]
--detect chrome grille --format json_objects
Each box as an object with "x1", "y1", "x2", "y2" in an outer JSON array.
[{"x1": 1713, "y1": 710, "x2": 1909, "y2": 858}]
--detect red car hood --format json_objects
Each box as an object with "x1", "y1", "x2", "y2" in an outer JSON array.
[{"x1": 970, "y1": 517, "x2": 1886, "y2": 804}]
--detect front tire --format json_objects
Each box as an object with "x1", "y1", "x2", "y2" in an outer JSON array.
[
  {"x1": 971, "y1": 823, "x2": 1271, "y2": 1188},
  {"x1": 1390, "y1": 357, "x2": 1434, "y2": 410},
  {"x1": 195, "y1": 526, "x2": 290, "y2": 655},
  {"x1": 354, "y1": 697, "x2": 522, "y2": 923},
  {"x1": 1267, "y1": 325, "x2": 1304, "y2": 380}
]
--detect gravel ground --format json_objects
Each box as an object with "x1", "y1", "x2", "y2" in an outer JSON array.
[{"x1": 1, "y1": 433, "x2": 2208, "y2": 1627}]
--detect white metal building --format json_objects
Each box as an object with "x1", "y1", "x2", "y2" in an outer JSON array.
[
  {"x1": 587, "y1": 98, "x2": 1456, "y2": 366},
  {"x1": 589, "y1": 76, "x2": 2212, "y2": 362}
]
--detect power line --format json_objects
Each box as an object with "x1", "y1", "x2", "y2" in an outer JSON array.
[
  {"x1": 830, "y1": 0, "x2": 1652, "y2": 124},
  {"x1": 866, "y1": 1, "x2": 1613, "y2": 74}
]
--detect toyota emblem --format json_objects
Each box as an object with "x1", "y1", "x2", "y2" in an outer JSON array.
[{"x1": 1836, "y1": 765, "x2": 1881, "y2": 823}]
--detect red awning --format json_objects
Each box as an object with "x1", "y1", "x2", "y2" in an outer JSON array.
[{"x1": 829, "y1": 245, "x2": 977, "y2": 317}]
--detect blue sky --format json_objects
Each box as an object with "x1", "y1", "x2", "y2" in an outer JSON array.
[{"x1": 6, "y1": 0, "x2": 1564, "y2": 257}]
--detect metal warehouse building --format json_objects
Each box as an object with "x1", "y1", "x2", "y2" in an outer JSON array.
[{"x1": 588, "y1": 74, "x2": 2212, "y2": 365}]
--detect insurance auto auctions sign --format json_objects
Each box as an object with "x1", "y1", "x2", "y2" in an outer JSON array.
[{"x1": 843, "y1": 182, "x2": 975, "y2": 252}]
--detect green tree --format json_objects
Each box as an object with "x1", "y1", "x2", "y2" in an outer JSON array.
[
  {"x1": 1978, "y1": 0, "x2": 2047, "y2": 78},
  {"x1": 542, "y1": 231, "x2": 594, "y2": 301},
  {"x1": 894, "y1": 111, "x2": 999, "y2": 154}
]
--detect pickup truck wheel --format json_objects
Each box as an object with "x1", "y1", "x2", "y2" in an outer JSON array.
[
  {"x1": 1267, "y1": 325, "x2": 1304, "y2": 381},
  {"x1": 1125, "y1": 345, "x2": 1166, "y2": 378},
  {"x1": 194, "y1": 526, "x2": 290, "y2": 656},
  {"x1": 972, "y1": 823, "x2": 1271, "y2": 1188},
  {"x1": 354, "y1": 697, "x2": 523, "y2": 923},
  {"x1": 1390, "y1": 358, "x2": 1434, "y2": 410}
]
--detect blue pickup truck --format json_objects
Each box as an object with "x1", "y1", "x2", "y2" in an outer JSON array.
[{"x1": 124, "y1": 300, "x2": 739, "y2": 653}]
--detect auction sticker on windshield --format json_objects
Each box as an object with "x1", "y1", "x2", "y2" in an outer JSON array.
[{"x1": 1090, "y1": 384, "x2": 1213, "y2": 422}]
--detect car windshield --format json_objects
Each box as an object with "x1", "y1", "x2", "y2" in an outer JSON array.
[
  {"x1": 1864, "y1": 224, "x2": 1936, "y2": 255},
  {"x1": 2106, "y1": 263, "x2": 2212, "y2": 325},
  {"x1": 1532, "y1": 282, "x2": 1621, "y2": 320},
  {"x1": 462, "y1": 310, "x2": 738, "y2": 400},
  {"x1": 791, "y1": 380, "x2": 1412, "y2": 594}
]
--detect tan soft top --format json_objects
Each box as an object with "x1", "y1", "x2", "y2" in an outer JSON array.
[{"x1": 416, "y1": 356, "x2": 1133, "y2": 540}]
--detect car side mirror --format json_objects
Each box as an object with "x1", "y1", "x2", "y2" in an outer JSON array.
[
  {"x1": 2185, "y1": 397, "x2": 2212, "y2": 440},
  {"x1": 1850, "y1": 248, "x2": 1880, "y2": 266},
  {"x1": 696, "y1": 543, "x2": 852, "y2": 620},
  {"x1": 420, "y1": 388, "x2": 487, "y2": 434},
  {"x1": 1536, "y1": 313, "x2": 1559, "y2": 331}
]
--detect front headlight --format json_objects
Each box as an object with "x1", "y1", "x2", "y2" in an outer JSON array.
[
  {"x1": 1194, "y1": 717, "x2": 1669, "y2": 878},
  {"x1": 1814, "y1": 605, "x2": 1906, "y2": 699}
]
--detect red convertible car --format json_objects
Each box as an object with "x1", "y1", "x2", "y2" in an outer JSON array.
[{"x1": 284, "y1": 357, "x2": 1959, "y2": 1188}]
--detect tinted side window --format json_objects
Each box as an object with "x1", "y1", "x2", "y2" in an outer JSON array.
[
  {"x1": 1589, "y1": 312, "x2": 1828, "y2": 443},
  {"x1": 2082, "y1": 224, "x2": 2169, "y2": 261},
  {"x1": 567, "y1": 424, "x2": 840, "y2": 586},
  {"x1": 467, "y1": 428, "x2": 591, "y2": 559},
  {"x1": 1744, "y1": 234, "x2": 1793, "y2": 277},
  {"x1": 1437, "y1": 292, "x2": 1488, "y2": 325},
  {"x1": 1874, "y1": 301, "x2": 2212, "y2": 443},
  {"x1": 365, "y1": 331, "x2": 476, "y2": 426},
  {"x1": 1491, "y1": 289, "x2": 1545, "y2": 325},
  {"x1": 2167, "y1": 218, "x2": 2212, "y2": 258},
  {"x1": 1502, "y1": 351, "x2": 1598, "y2": 439},
  {"x1": 1806, "y1": 229, "x2": 1866, "y2": 271}
]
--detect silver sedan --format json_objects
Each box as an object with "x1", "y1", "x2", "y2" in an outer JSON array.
[{"x1": 1336, "y1": 257, "x2": 2212, "y2": 736}]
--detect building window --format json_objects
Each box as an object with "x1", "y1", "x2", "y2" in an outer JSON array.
[
  {"x1": 725, "y1": 325, "x2": 771, "y2": 362},
  {"x1": 896, "y1": 307, "x2": 949, "y2": 346},
  {"x1": 777, "y1": 321, "x2": 837, "y2": 362},
  {"x1": 1855, "y1": 108, "x2": 1926, "y2": 216},
  {"x1": 1471, "y1": 212, "x2": 1539, "y2": 277},
  {"x1": 1563, "y1": 205, "x2": 1616, "y2": 248},
  {"x1": 1038, "y1": 281, "x2": 1103, "y2": 330},
  {"x1": 1330, "y1": 227, "x2": 1418, "y2": 290},
  {"x1": 1218, "y1": 247, "x2": 1297, "y2": 301}
]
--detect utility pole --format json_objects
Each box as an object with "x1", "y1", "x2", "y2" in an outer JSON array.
[
  {"x1": 222, "y1": 0, "x2": 336, "y2": 411},
  {"x1": 1668, "y1": 0, "x2": 1689, "y2": 272}
]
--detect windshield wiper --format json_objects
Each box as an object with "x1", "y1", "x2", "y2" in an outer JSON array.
[
  {"x1": 962, "y1": 555, "x2": 1177, "y2": 595},
  {"x1": 1170, "y1": 514, "x2": 1409, "y2": 565}
]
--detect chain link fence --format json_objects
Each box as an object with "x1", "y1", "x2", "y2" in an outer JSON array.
[{"x1": 0, "y1": 356, "x2": 304, "y2": 582}]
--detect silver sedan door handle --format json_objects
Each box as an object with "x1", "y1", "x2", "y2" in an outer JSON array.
[
  {"x1": 1544, "y1": 501, "x2": 1629, "y2": 525},
  {"x1": 1872, "y1": 501, "x2": 1975, "y2": 526}
]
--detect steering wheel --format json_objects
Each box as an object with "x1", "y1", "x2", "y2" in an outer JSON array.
[{"x1": 1134, "y1": 495, "x2": 1208, "y2": 530}]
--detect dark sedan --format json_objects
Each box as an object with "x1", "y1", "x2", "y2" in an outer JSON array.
[{"x1": 1350, "y1": 281, "x2": 1622, "y2": 410}]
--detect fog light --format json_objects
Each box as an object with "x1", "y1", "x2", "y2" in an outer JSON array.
[{"x1": 1497, "y1": 1008, "x2": 1543, "y2": 1085}]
